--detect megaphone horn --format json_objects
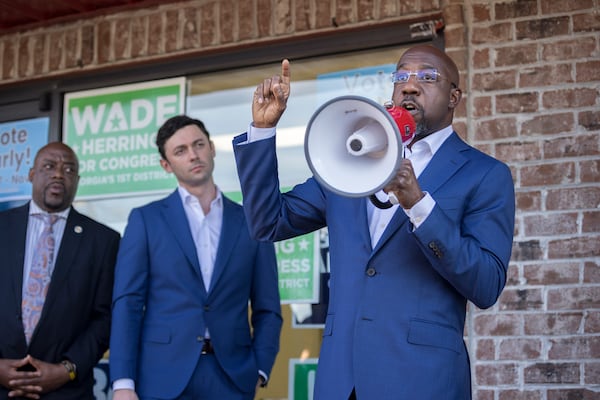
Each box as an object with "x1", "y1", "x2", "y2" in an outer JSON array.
[{"x1": 304, "y1": 95, "x2": 415, "y2": 209}]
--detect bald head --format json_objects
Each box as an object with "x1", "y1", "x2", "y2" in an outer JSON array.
[{"x1": 399, "y1": 45, "x2": 459, "y2": 88}]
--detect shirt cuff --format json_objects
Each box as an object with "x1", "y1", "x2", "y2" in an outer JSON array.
[
  {"x1": 403, "y1": 192, "x2": 435, "y2": 229},
  {"x1": 112, "y1": 378, "x2": 135, "y2": 391},
  {"x1": 258, "y1": 370, "x2": 269, "y2": 387},
  {"x1": 247, "y1": 124, "x2": 276, "y2": 143}
]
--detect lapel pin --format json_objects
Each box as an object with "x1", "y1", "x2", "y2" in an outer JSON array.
[{"x1": 74, "y1": 226, "x2": 83, "y2": 234}]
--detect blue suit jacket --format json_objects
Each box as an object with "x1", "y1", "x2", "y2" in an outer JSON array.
[
  {"x1": 109, "y1": 191, "x2": 282, "y2": 398},
  {"x1": 0, "y1": 203, "x2": 120, "y2": 400},
  {"x1": 233, "y1": 132, "x2": 515, "y2": 400}
]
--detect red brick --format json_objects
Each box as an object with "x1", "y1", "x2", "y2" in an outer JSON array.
[
  {"x1": 548, "y1": 388, "x2": 600, "y2": 400},
  {"x1": 511, "y1": 240, "x2": 543, "y2": 262},
  {"x1": 496, "y1": 92, "x2": 538, "y2": 113},
  {"x1": 114, "y1": 19, "x2": 130, "y2": 61},
  {"x1": 520, "y1": 162, "x2": 575, "y2": 187},
  {"x1": 516, "y1": 17, "x2": 570, "y2": 40},
  {"x1": 584, "y1": 361, "x2": 600, "y2": 385},
  {"x1": 472, "y1": 48, "x2": 490, "y2": 69},
  {"x1": 48, "y1": 31, "x2": 64, "y2": 72},
  {"x1": 546, "y1": 187, "x2": 600, "y2": 210},
  {"x1": 573, "y1": 12, "x2": 600, "y2": 33},
  {"x1": 543, "y1": 135, "x2": 599, "y2": 159},
  {"x1": 17, "y1": 37, "x2": 31, "y2": 78},
  {"x1": 32, "y1": 34, "x2": 46, "y2": 75},
  {"x1": 583, "y1": 261, "x2": 600, "y2": 284},
  {"x1": 443, "y1": 4, "x2": 463, "y2": 25},
  {"x1": 516, "y1": 190, "x2": 542, "y2": 212},
  {"x1": 473, "y1": 70, "x2": 517, "y2": 91},
  {"x1": 471, "y1": 23, "x2": 512, "y2": 44},
  {"x1": 497, "y1": 141, "x2": 541, "y2": 163},
  {"x1": 165, "y1": 9, "x2": 178, "y2": 52},
  {"x1": 130, "y1": 16, "x2": 147, "y2": 58},
  {"x1": 523, "y1": 262, "x2": 580, "y2": 285},
  {"x1": 475, "y1": 363, "x2": 519, "y2": 385},
  {"x1": 547, "y1": 286, "x2": 600, "y2": 310},
  {"x1": 498, "y1": 338, "x2": 541, "y2": 360},
  {"x1": 239, "y1": 0, "x2": 255, "y2": 38},
  {"x1": 499, "y1": 390, "x2": 542, "y2": 400},
  {"x1": 97, "y1": 20, "x2": 112, "y2": 64},
  {"x1": 220, "y1": 0, "x2": 235, "y2": 43},
  {"x1": 548, "y1": 236, "x2": 599, "y2": 259},
  {"x1": 583, "y1": 211, "x2": 600, "y2": 234},
  {"x1": 81, "y1": 25, "x2": 94, "y2": 66},
  {"x1": 274, "y1": 0, "x2": 293, "y2": 35},
  {"x1": 506, "y1": 263, "x2": 520, "y2": 286},
  {"x1": 579, "y1": 110, "x2": 600, "y2": 131},
  {"x1": 519, "y1": 64, "x2": 573, "y2": 87},
  {"x1": 524, "y1": 362, "x2": 580, "y2": 384},
  {"x1": 474, "y1": 118, "x2": 518, "y2": 141},
  {"x1": 542, "y1": 88, "x2": 598, "y2": 109},
  {"x1": 257, "y1": 0, "x2": 272, "y2": 36},
  {"x1": 524, "y1": 312, "x2": 584, "y2": 335},
  {"x1": 495, "y1": 0, "x2": 537, "y2": 20},
  {"x1": 314, "y1": 0, "x2": 331, "y2": 29},
  {"x1": 474, "y1": 389, "x2": 494, "y2": 400},
  {"x1": 65, "y1": 28, "x2": 79, "y2": 68},
  {"x1": 357, "y1": 0, "x2": 375, "y2": 21},
  {"x1": 577, "y1": 60, "x2": 600, "y2": 82},
  {"x1": 444, "y1": 26, "x2": 467, "y2": 48},
  {"x1": 542, "y1": 0, "x2": 594, "y2": 14},
  {"x1": 476, "y1": 338, "x2": 495, "y2": 360},
  {"x1": 548, "y1": 336, "x2": 600, "y2": 359},
  {"x1": 495, "y1": 44, "x2": 538, "y2": 67},
  {"x1": 474, "y1": 313, "x2": 522, "y2": 336},
  {"x1": 498, "y1": 288, "x2": 544, "y2": 311},
  {"x1": 541, "y1": 37, "x2": 597, "y2": 61},
  {"x1": 182, "y1": 7, "x2": 200, "y2": 49},
  {"x1": 334, "y1": 0, "x2": 354, "y2": 25},
  {"x1": 585, "y1": 310, "x2": 600, "y2": 333},
  {"x1": 147, "y1": 12, "x2": 163, "y2": 56},
  {"x1": 379, "y1": 0, "x2": 398, "y2": 18},
  {"x1": 521, "y1": 113, "x2": 574, "y2": 135},
  {"x1": 471, "y1": 4, "x2": 491, "y2": 23}
]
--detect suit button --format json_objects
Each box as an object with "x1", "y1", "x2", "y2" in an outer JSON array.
[
  {"x1": 203, "y1": 305, "x2": 210, "y2": 311},
  {"x1": 366, "y1": 267, "x2": 376, "y2": 277}
]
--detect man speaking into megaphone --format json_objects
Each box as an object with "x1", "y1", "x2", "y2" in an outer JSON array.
[{"x1": 233, "y1": 45, "x2": 515, "y2": 400}]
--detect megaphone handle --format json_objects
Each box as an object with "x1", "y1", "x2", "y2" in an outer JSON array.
[{"x1": 369, "y1": 194, "x2": 393, "y2": 209}]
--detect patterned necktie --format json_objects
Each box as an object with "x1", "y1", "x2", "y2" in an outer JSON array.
[{"x1": 22, "y1": 213, "x2": 59, "y2": 344}]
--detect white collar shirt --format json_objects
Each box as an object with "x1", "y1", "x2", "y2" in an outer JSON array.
[{"x1": 178, "y1": 185, "x2": 223, "y2": 292}]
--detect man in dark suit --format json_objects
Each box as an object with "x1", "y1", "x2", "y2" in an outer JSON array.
[
  {"x1": 233, "y1": 45, "x2": 515, "y2": 399},
  {"x1": 0, "y1": 142, "x2": 120, "y2": 399},
  {"x1": 109, "y1": 115, "x2": 282, "y2": 400}
]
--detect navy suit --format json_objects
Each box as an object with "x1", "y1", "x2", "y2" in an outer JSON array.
[
  {"x1": 109, "y1": 191, "x2": 282, "y2": 399},
  {"x1": 0, "y1": 202, "x2": 120, "y2": 400},
  {"x1": 233, "y1": 132, "x2": 515, "y2": 399}
]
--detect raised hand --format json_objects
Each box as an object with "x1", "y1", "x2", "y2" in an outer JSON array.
[{"x1": 252, "y1": 59, "x2": 291, "y2": 128}]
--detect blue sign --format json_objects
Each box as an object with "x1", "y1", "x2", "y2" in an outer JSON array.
[{"x1": 0, "y1": 117, "x2": 49, "y2": 201}]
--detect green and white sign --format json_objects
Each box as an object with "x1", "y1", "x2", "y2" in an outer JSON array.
[
  {"x1": 276, "y1": 233, "x2": 321, "y2": 304},
  {"x1": 289, "y1": 358, "x2": 319, "y2": 400},
  {"x1": 63, "y1": 77, "x2": 185, "y2": 199}
]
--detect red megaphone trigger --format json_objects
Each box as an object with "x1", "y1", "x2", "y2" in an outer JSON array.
[{"x1": 385, "y1": 105, "x2": 416, "y2": 144}]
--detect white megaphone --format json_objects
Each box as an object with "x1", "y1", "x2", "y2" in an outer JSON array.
[{"x1": 304, "y1": 95, "x2": 416, "y2": 209}]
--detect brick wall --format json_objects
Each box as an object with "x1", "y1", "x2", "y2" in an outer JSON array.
[{"x1": 1, "y1": 0, "x2": 598, "y2": 398}]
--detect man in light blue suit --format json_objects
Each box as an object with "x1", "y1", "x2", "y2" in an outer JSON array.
[
  {"x1": 233, "y1": 45, "x2": 515, "y2": 399},
  {"x1": 110, "y1": 116, "x2": 282, "y2": 400}
]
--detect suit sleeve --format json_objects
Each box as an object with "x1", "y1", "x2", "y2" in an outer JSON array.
[
  {"x1": 249, "y1": 239, "x2": 282, "y2": 378},
  {"x1": 414, "y1": 161, "x2": 515, "y2": 309},
  {"x1": 109, "y1": 208, "x2": 149, "y2": 382},
  {"x1": 63, "y1": 226, "x2": 120, "y2": 377}
]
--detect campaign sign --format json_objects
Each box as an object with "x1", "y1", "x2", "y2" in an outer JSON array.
[{"x1": 63, "y1": 78, "x2": 185, "y2": 199}]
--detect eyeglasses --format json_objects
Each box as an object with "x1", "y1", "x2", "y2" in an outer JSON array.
[{"x1": 391, "y1": 68, "x2": 456, "y2": 88}]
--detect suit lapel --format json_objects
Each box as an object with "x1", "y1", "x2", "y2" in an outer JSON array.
[
  {"x1": 161, "y1": 191, "x2": 203, "y2": 281},
  {"x1": 5, "y1": 204, "x2": 29, "y2": 311},
  {"x1": 370, "y1": 133, "x2": 468, "y2": 255},
  {"x1": 209, "y1": 196, "x2": 242, "y2": 292},
  {"x1": 42, "y1": 207, "x2": 84, "y2": 315}
]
